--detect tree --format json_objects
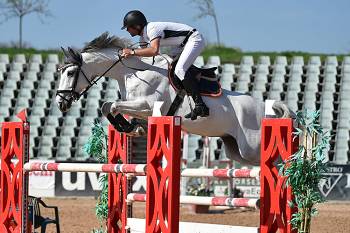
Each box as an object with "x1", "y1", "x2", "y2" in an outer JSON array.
[
  {"x1": 191, "y1": 0, "x2": 221, "y2": 45},
  {"x1": 0, "y1": 0, "x2": 51, "y2": 48}
]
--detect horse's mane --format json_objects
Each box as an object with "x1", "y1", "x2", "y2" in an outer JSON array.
[
  {"x1": 60, "y1": 32, "x2": 170, "y2": 72},
  {"x1": 82, "y1": 32, "x2": 131, "y2": 52}
]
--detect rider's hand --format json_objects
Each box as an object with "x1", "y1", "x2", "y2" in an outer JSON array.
[{"x1": 122, "y1": 48, "x2": 133, "y2": 58}]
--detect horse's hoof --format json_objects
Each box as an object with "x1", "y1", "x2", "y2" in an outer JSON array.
[
  {"x1": 135, "y1": 125, "x2": 146, "y2": 136},
  {"x1": 111, "y1": 102, "x2": 118, "y2": 115},
  {"x1": 125, "y1": 125, "x2": 145, "y2": 137},
  {"x1": 101, "y1": 102, "x2": 113, "y2": 117}
]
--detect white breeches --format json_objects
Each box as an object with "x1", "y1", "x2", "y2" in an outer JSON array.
[{"x1": 174, "y1": 32, "x2": 205, "y2": 80}]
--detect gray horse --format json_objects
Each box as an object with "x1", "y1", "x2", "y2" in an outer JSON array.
[{"x1": 56, "y1": 32, "x2": 292, "y2": 165}]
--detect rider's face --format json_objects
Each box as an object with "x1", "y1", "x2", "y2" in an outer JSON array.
[
  {"x1": 127, "y1": 26, "x2": 140, "y2": 37},
  {"x1": 126, "y1": 27, "x2": 138, "y2": 37}
]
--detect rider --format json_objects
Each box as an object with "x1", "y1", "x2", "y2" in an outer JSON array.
[{"x1": 121, "y1": 10, "x2": 209, "y2": 120}]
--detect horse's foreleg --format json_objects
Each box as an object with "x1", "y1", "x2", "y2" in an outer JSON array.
[
  {"x1": 100, "y1": 102, "x2": 135, "y2": 132},
  {"x1": 110, "y1": 99, "x2": 153, "y2": 118},
  {"x1": 101, "y1": 100, "x2": 151, "y2": 137}
]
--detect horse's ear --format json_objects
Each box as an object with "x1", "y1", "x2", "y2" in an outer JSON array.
[
  {"x1": 61, "y1": 47, "x2": 73, "y2": 64},
  {"x1": 68, "y1": 47, "x2": 82, "y2": 65},
  {"x1": 61, "y1": 46, "x2": 69, "y2": 58},
  {"x1": 68, "y1": 47, "x2": 76, "y2": 58}
]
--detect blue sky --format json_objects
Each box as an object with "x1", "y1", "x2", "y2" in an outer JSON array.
[{"x1": 0, "y1": 0, "x2": 349, "y2": 53}]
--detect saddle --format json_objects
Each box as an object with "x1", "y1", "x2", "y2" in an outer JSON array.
[{"x1": 168, "y1": 60, "x2": 222, "y2": 97}]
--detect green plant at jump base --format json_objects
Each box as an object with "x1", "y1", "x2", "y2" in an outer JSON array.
[
  {"x1": 279, "y1": 110, "x2": 330, "y2": 233},
  {"x1": 187, "y1": 182, "x2": 213, "y2": 196},
  {"x1": 83, "y1": 120, "x2": 109, "y2": 233}
]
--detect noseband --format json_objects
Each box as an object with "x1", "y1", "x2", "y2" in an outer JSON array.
[{"x1": 56, "y1": 64, "x2": 90, "y2": 102}]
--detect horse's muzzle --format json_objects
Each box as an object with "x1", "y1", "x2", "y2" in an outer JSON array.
[{"x1": 56, "y1": 98, "x2": 72, "y2": 113}]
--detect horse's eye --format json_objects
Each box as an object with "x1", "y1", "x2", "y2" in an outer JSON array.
[{"x1": 67, "y1": 70, "x2": 75, "y2": 76}]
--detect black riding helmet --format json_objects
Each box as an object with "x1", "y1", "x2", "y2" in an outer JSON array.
[{"x1": 121, "y1": 10, "x2": 147, "y2": 30}]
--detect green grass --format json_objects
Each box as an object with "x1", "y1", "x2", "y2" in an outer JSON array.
[
  {"x1": 0, "y1": 47, "x2": 63, "y2": 62},
  {"x1": 201, "y1": 45, "x2": 349, "y2": 64}
]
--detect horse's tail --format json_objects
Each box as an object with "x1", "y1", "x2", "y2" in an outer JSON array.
[{"x1": 272, "y1": 101, "x2": 296, "y2": 119}]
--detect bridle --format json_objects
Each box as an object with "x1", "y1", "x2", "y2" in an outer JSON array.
[
  {"x1": 56, "y1": 45, "x2": 181, "y2": 118},
  {"x1": 56, "y1": 47, "x2": 148, "y2": 103}
]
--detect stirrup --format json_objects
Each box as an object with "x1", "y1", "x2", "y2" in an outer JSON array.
[{"x1": 184, "y1": 104, "x2": 209, "y2": 120}]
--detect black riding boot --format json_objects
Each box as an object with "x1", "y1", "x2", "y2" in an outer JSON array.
[{"x1": 182, "y1": 77, "x2": 209, "y2": 120}]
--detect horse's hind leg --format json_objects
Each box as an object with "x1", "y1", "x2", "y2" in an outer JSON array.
[{"x1": 221, "y1": 135, "x2": 254, "y2": 166}]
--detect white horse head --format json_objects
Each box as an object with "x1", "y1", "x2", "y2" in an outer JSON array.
[
  {"x1": 56, "y1": 48, "x2": 86, "y2": 112},
  {"x1": 56, "y1": 33, "x2": 130, "y2": 112}
]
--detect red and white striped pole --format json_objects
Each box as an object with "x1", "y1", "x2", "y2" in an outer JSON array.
[
  {"x1": 24, "y1": 162, "x2": 146, "y2": 173},
  {"x1": 127, "y1": 193, "x2": 259, "y2": 209}
]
